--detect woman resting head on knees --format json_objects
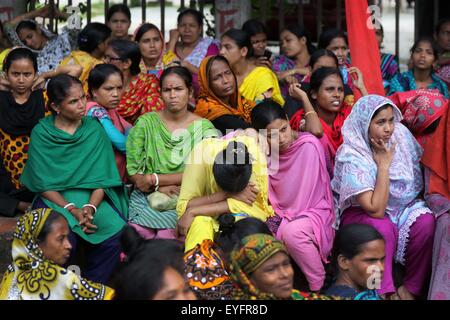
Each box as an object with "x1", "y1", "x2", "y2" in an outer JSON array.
[
  {"x1": 273, "y1": 24, "x2": 315, "y2": 96},
  {"x1": 105, "y1": 38, "x2": 164, "y2": 124},
  {"x1": 0, "y1": 48, "x2": 46, "y2": 217},
  {"x1": 242, "y1": 18, "x2": 272, "y2": 68},
  {"x1": 434, "y1": 18, "x2": 450, "y2": 87},
  {"x1": 106, "y1": 4, "x2": 131, "y2": 40},
  {"x1": 184, "y1": 214, "x2": 272, "y2": 300},
  {"x1": 59, "y1": 22, "x2": 112, "y2": 94},
  {"x1": 251, "y1": 100, "x2": 335, "y2": 292},
  {"x1": 0, "y1": 208, "x2": 114, "y2": 300},
  {"x1": 388, "y1": 37, "x2": 449, "y2": 98},
  {"x1": 325, "y1": 223, "x2": 385, "y2": 300},
  {"x1": 195, "y1": 55, "x2": 255, "y2": 134},
  {"x1": 134, "y1": 23, "x2": 177, "y2": 77},
  {"x1": 20, "y1": 74, "x2": 129, "y2": 284},
  {"x1": 126, "y1": 66, "x2": 217, "y2": 241},
  {"x1": 87, "y1": 63, "x2": 131, "y2": 181},
  {"x1": 230, "y1": 233, "x2": 335, "y2": 300},
  {"x1": 290, "y1": 67, "x2": 353, "y2": 174},
  {"x1": 220, "y1": 28, "x2": 284, "y2": 106},
  {"x1": 176, "y1": 136, "x2": 274, "y2": 252},
  {"x1": 167, "y1": 8, "x2": 220, "y2": 97},
  {"x1": 331, "y1": 94, "x2": 436, "y2": 300},
  {"x1": 112, "y1": 226, "x2": 196, "y2": 300},
  {"x1": 374, "y1": 24, "x2": 399, "y2": 90}
]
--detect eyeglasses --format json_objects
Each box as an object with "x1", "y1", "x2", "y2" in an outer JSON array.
[{"x1": 104, "y1": 55, "x2": 123, "y2": 62}]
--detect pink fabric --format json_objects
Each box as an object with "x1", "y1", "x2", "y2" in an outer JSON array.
[
  {"x1": 86, "y1": 102, "x2": 132, "y2": 181},
  {"x1": 277, "y1": 217, "x2": 327, "y2": 291},
  {"x1": 268, "y1": 133, "x2": 335, "y2": 263},
  {"x1": 129, "y1": 222, "x2": 177, "y2": 240}
]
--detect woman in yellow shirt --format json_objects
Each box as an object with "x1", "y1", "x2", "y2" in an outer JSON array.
[
  {"x1": 176, "y1": 135, "x2": 274, "y2": 252},
  {"x1": 220, "y1": 29, "x2": 285, "y2": 106}
]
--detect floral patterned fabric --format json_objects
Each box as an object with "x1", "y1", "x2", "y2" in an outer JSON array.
[
  {"x1": 331, "y1": 95, "x2": 433, "y2": 264},
  {"x1": 0, "y1": 208, "x2": 114, "y2": 300}
]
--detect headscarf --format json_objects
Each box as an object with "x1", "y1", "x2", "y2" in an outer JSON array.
[
  {"x1": 195, "y1": 55, "x2": 255, "y2": 122},
  {"x1": 0, "y1": 208, "x2": 114, "y2": 300},
  {"x1": 331, "y1": 95, "x2": 424, "y2": 224},
  {"x1": 388, "y1": 89, "x2": 448, "y2": 147},
  {"x1": 229, "y1": 233, "x2": 289, "y2": 300},
  {"x1": 422, "y1": 97, "x2": 450, "y2": 200}
]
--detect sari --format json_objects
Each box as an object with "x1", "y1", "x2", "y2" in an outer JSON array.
[
  {"x1": 126, "y1": 112, "x2": 218, "y2": 229},
  {"x1": 20, "y1": 116, "x2": 129, "y2": 244},
  {"x1": 388, "y1": 70, "x2": 450, "y2": 99},
  {"x1": 117, "y1": 72, "x2": 165, "y2": 124},
  {"x1": 272, "y1": 54, "x2": 307, "y2": 97},
  {"x1": 380, "y1": 53, "x2": 399, "y2": 88},
  {"x1": 195, "y1": 56, "x2": 255, "y2": 126},
  {"x1": 59, "y1": 50, "x2": 103, "y2": 95},
  {"x1": 331, "y1": 95, "x2": 432, "y2": 264},
  {"x1": 267, "y1": 133, "x2": 335, "y2": 262},
  {"x1": 388, "y1": 89, "x2": 448, "y2": 147},
  {"x1": 86, "y1": 102, "x2": 132, "y2": 181},
  {"x1": 0, "y1": 208, "x2": 114, "y2": 300},
  {"x1": 240, "y1": 66, "x2": 285, "y2": 106}
]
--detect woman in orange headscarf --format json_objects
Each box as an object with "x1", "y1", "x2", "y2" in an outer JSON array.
[{"x1": 195, "y1": 55, "x2": 255, "y2": 134}]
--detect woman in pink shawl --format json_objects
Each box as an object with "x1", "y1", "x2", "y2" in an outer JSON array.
[
  {"x1": 86, "y1": 64, "x2": 132, "y2": 182},
  {"x1": 251, "y1": 99, "x2": 336, "y2": 292}
]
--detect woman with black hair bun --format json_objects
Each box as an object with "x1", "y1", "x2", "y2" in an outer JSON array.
[
  {"x1": 176, "y1": 135, "x2": 274, "y2": 253},
  {"x1": 184, "y1": 214, "x2": 272, "y2": 300}
]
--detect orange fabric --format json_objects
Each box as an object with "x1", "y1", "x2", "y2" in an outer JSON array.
[
  {"x1": 345, "y1": 0, "x2": 384, "y2": 100},
  {"x1": 422, "y1": 100, "x2": 450, "y2": 199},
  {"x1": 195, "y1": 56, "x2": 255, "y2": 122}
]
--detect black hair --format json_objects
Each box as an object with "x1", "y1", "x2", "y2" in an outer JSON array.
[
  {"x1": 309, "y1": 67, "x2": 344, "y2": 97},
  {"x1": 106, "y1": 4, "x2": 131, "y2": 22},
  {"x1": 318, "y1": 28, "x2": 348, "y2": 50},
  {"x1": 376, "y1": 23, "x2": 384, "y2": 36},
  {"x1": 16, "y1": 20, "x2": 39, "y2": 35},
  {"x1": 216, "y1": 215, "x2": 272, "y2": 258},
  {"x1": 36, "y1": 211, "x2": 65, "y2": 244},
  {"x1": 222, "y1": 28, "x2": 254, "y2": 58},
  {"x1": 242, "y1": 19, "x2": 267, "y2": 38},
  {"x1": 3, "y1": 47, "x2": 37, "y2": 72},
  {"x1": 251, "y1": 99, "x2": 287, "y2": 130},
  {"x1": 160, "y1": 66, "x2": 193, "y2": 91},
  {"x1": 371, "y1": 104, "x2": 393, "y2": 120},
  {"x1": 134, "y1": 23, "x2": 161, "y2": 43},
  {"x1": 309, "y1": 49, "x2": 339, "y2": 70},
  {"x1": 283, "y1": 24, "x2": 316, "y2": 54},
  {"x1": 177, "y1": 8, "x2": 203, "y2": 26},
  {"x1": 108, "y1": 39, "x2": 141, "y2": 76},
  {"x1": 330, "y1": 224, "x2": 384, "y2": 277},
  {"x1": 410, "y1": 36, "x2": 439, "y2": 60},
  {"x1": 435, "y1": 18, "x2": 450, "y2": 35},
  {"x1": 78, "y1": 22, "x2": 111, "y2": 54},
  {"x1": 212, "y1": 141, "x2": 253, "y2": 193},
  {"x1": 112, "y1": 226, "x2": 186, "y2": 300},
  {"x1": 88, "y1": 63, "x2": 123, "y2": 97},
  {"x1": 47, "y1": 74, "x2": 83, "y2": 112}
]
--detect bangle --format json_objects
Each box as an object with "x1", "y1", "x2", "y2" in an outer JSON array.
[
  {"x1": 63, "y1": 202, "x2": 75, "y2": 211},
  {"x1": 153, "y1": 173, "x2": 159, "y2": 192},
  {"x1": 304, "y1": 110, "x2": 317, "y2": 118},
  {"x1": 82, "y1": 204, "x2": 97, "y2": 214}
]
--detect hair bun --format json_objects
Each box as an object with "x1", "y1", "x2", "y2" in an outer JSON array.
[{"x1": 218, "y1": 214, "x2": 236, "y2": 233}]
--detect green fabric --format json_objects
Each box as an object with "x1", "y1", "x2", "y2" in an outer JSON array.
[
  {"x1": 20, "y1": 116, "x2": 129, "y2": 244},
  {"x1": 126, "y1": 112, "x2": 218, "y2": 175},
  {"x1": 126, "y1": 112, "x2": 218, "y2": 229}
]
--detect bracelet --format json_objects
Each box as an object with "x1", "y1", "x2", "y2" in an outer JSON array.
[
  {"x1": 63, "y1": 203, "x2": 75, "y2": 210},
  {"x1": 82, "y1": 204, "x2": 97, "y2": 214},
  {"x1": 153, "y1": 173, "x2": 159, "y2": 192},
  {"x1": 304, "y1": 110, "x2": 317, "y2": 118}
]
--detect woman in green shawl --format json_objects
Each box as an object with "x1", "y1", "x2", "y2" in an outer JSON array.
[
  {"x1": 126, "y1": 66, "x2": 218, "y2": 239},
  {"x1": 20, "y1": 75, "x2": 129, "y2": 284}
]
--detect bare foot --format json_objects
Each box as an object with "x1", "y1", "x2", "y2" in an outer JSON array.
[{"x1": 396, "y1": 285, "x2": 415, "y2": 300}]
